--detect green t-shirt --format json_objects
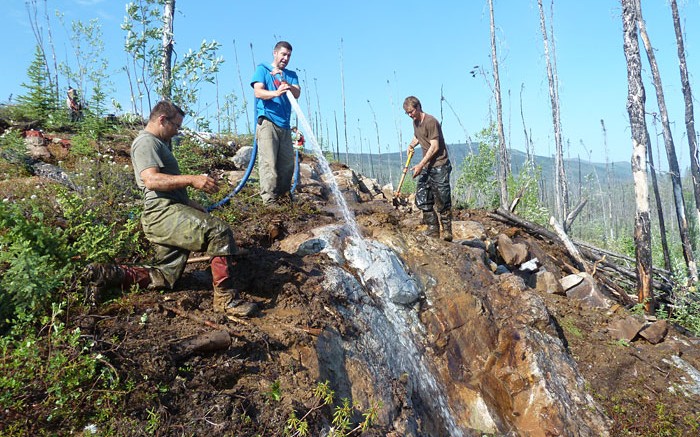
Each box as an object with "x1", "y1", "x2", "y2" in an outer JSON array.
[{"x1": 130, "y1": 131, "x2": 189, "y2": 204}]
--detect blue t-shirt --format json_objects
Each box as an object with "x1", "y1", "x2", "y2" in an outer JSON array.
[{"x1": 250, "y1": 63, "x2": 299, "y2": 129}]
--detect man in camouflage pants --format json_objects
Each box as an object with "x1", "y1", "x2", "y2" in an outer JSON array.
[
  {"x1": 403, "y1": 96, "x2": 453, "y2": 242},
  {"x1": 85, "y1": 101, "x2": 257, "y2": 318}
]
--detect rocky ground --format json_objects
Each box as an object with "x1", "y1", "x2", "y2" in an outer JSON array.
[
  {"x1": 74, "y1": 186, "x2": 700, "y2": 436},
  {"x1": 3, "y1": 130, "x2": 700, "y2": 436}
]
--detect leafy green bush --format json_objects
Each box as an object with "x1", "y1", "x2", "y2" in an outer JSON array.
[
  {"x1": 0, "y1": 304, "x2": 121, "y2": 433},
  {"x1": 454, "y1": 125, "x2": 499, "y2": 209},
  {"x1": 68, "y1": 155, "x2": 142, "y2": 228},
  {"x1": 0, "y1": 201, "x2": 74, "y2": 325},
  {"x1": 666, "y1": 274, "x2": 700, "y2": 336},
  {"x1": 507, "y1": 160, "x2": 549, "y2": 225},
  {"x1": 0, "y1": 129, "x2": 31, "y2": 179},
  {"x1": 68, "y1": 132, "x2": 98, "y2": 157},
  {"x1": 283, "y1": 380, "x2": 381, "y2": 437},
  {"x1": 0, "y1": 182, "x2": 144, "y2": 326}
]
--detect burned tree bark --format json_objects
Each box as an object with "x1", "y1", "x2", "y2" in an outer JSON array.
[
  {"x1": 488, "y1": 0, "x2": 509, "y2": 210},
  {"x1": 600, "y1": 120, "x2": 614, "y2": 242},
  {"x1": 646, "y1": 125, "x2": 673, "y2": 273},
  {"x1": 161, "y1": 0, "x2": 175, "y2": 100},
  {"x1": 340, "y1": 39, "x2": 350, "y2": 166},
  {"x1": 537, "y1": 0, "x2": 569, "y2": 230},
  {"x1": 636, "y1": 0, "x2": 697, "y2": 281},
  {"x1": 232, "y1": 40, "x2": 252, "y2": 134},
  {"x1": 520, "y1": 84, "x2": 533, "y2": 167},
  {"x1": 670, "y1": 0, "x2": 700, "y2": 236},
  {"x1": 622, "y1": 0, "x2": 654, "y2": 312}
]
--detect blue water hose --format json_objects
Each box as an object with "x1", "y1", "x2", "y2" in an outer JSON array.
[
  {"x1": 206, "y1": 138, "x2": 258, "y2": 212},
  {"x1": 207, "y1": 138, "x2": 299, "y2": 211},
  {"x1": 291, "y1": 148, "x2": 300, "y2": 194}
]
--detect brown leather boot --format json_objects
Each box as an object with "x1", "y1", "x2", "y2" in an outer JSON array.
[
  {"x1": 422, "y1": 210, "x2": 439, "y2": 238},
  {"x1": 211, "y1": 256, "x2": 258, "y2": 318},
  {"x1": 440, "y1": 210, "x2": 453, "y2": 242},
  {"x1": 213, "y1": 287, "x2": 258, "y2": 318}
]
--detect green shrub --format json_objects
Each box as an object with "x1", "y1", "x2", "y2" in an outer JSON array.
[
  {"x1": 0, "y1": 304, "x2": 121, "y2": 433},
  {"x1": 0, "y1": 201, "x2": 74, "y2": 324},
  {"x1": 454, "y1": 125, "x2": 499, "y2": 209},
  {"x1": 69, "y1": 133, "x2": 98, "y2": 157},
  {"x1": 507, "y1": 160, "x2": 549, "y2": 225},
  {"x1": 283, "y1": 380, "x2": 381, "y2": 437},
  {"x1": 667, "y1": 279, "x2": 700, "y2": 336},
  {"x1": 0, "y1": 129, "x2": 31, "y2": 179}
]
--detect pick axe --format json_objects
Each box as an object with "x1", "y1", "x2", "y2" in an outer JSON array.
[{"x1": 392, "y1": 148, "x2": 415, "y2": 206}]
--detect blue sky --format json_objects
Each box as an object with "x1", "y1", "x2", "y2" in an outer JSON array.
[{"x1": 2, "y1": 0, "x2": 700, "y2": 169}]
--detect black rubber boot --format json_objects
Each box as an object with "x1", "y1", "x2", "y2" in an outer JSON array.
[
  {"x1": 440, "y1": 210, "x2": 453, "y2": 242},
  {"x1": 422, "y1": 210, "x2": 440, "y2": 238}
]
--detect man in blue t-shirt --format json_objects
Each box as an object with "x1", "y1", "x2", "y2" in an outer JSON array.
[{"x1": 250, "y1": 41, "x2": 301, "y2": 206}]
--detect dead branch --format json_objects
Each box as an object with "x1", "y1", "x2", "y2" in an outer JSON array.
[
  {"x1": 186, "y1": 256, "x2": 211, "y2": 264},
  {"x1": 550, "y1": 216, "x2": 589, "y2": 274},
  {"x1": 564, "y1": 197, "x2": 588, "y2": 230},
  {"x1": 490, "y1": 208, "x2": 673, "y2": 298}
]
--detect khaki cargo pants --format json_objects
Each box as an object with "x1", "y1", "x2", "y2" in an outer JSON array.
[{"x1": 256, "y1": 117, "x2": 294, "y2": 205}]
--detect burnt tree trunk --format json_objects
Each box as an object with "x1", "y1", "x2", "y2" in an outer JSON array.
[
  {"x1": 340, "y1": 39, "x2": 350, "y2": 166},
  {"x1": 161, "y1": 0, "x2": 175, "y2": 100},
  {"x1": 637, "y1": 0, "x2": 697, "y2": 280},
  {"x1": 538, "y1": 0, "x2": 569, "y2": 230},
  {"x1": 232, "y1": 40, "x2": 252, "y2": 134},
  {"x1": 670, "y1": 0, "x2": 700, "y2": 236},
  {"x1": 622, "y1": 0, "x2": 655, "y2": 312},
  {"x1": 520, "y1": 83, "x2": 533, "y2": 166},
  {"x1": 646, "y1": 126, "x2": 673, "y2": 272},
  {"x1": 600, "y1": 119, "x2": 614, "y2": 242},
  {"x1": 367, "y1": 99, "x2": 383, "y2": 182},
  {"x1": 488, "y1": 0, "x2": 509, "y2": 210}
]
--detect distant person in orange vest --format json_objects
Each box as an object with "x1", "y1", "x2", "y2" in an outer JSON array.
[
  {"x1": 66, "y1": 87, "x2": 82, "y2": 122},
  {"x1": 292, "y1": 126, "x2": 305, "y2": 151}
]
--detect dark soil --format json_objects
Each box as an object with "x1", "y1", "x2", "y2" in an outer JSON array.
[
  {"x1": 61, "y1": 205, "x2": 699, "y2": 436},
  {"x1": 2, "y1": 129, "x2": 699, "y2": 436}
]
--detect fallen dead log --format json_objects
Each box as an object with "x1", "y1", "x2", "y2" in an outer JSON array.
[
  {"x1": 576, "y1": 240, "x2": 673, "y2": 278},
  {"x1": 171, "y1": 329, "x2": 231, "y2": 359},
  {"x1": 550, "y1": 216, "x2": 590, "y2": 274},
  {"x1": 31, "y1": 160, "x2": 82, "y2": 192},
  {"x1": 595, "y1": 260, "x2": 672, "y2": 294},
  {"x1": 490, "y1": 208, "x2": 673, "y2": 296}
]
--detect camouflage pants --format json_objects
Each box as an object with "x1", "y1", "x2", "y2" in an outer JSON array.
[
  {"x1": 256, "y1": 118, "x2": 294, "y2": 204},
  {"x1": 415, "y1": 161, "x2": 453, "y2": 214},
  {"x1": 141, "y1": 198, "x2": 238, "y2": 288}
]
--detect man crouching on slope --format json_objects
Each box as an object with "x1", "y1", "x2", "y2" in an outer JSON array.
[{"x1": 85, "y1": 101, "x2": 257, "y2": 318}]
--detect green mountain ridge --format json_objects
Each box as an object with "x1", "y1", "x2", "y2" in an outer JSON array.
[{"x1": 337, "y1": 142, "x2": 633, "y2": 187}]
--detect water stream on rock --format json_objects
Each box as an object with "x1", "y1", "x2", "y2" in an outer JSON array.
[{"x1": 289, "y1": 93, "x2": 466, "y2": 435}]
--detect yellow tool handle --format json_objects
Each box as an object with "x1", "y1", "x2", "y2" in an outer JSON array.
[{"x1": 394, "y1": 148, "x2": 415, "y2": 196}]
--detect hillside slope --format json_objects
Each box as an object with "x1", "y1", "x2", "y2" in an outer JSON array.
[{"x1": 1, "y1": 135, "x2": 698, "y2": 435}]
